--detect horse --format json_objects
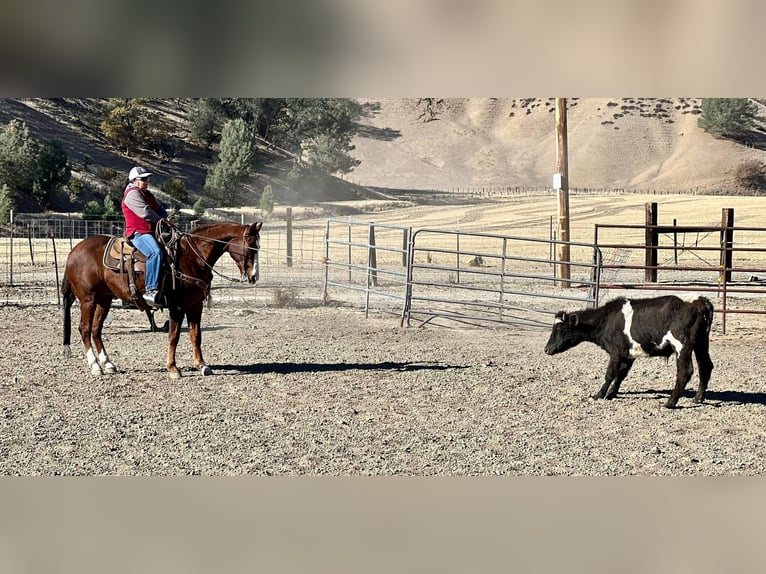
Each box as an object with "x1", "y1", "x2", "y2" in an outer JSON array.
[{"x1": 61, "y1": 220, "x2": 262, "y2": 378}]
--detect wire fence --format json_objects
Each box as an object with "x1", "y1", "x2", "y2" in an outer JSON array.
[{"x1": 0, "y1": 217, "x2": 330, "y2": 307}]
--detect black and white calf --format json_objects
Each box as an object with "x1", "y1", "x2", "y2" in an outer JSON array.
[{"x1": 544, "y1": 295, "x2": 714, "y2": 408}]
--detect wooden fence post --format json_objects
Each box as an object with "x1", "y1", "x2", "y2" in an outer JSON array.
[
  {"x1": 645, "y1": 202, "x2": 658, "y2": 282},
  {"x1": 720, "y1": 208, "x2": 734, "y2": 283}
]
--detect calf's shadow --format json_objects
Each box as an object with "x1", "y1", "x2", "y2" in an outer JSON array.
[{"x1": 628, "y1": 388, "x2": 766, "y2": 406}]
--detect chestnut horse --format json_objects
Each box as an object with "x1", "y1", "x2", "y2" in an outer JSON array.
[{"x1": 62, "y1": 220, "x2": 262, "y2": 378}]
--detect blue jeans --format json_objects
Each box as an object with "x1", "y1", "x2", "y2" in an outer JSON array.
[{"x1": 131, "y1": 232, "x2": 162, "y2": 291}]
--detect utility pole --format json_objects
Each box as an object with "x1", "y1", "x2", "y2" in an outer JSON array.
[{"x1": 555, "y1": 97, "x2": 571, "y2": 286}]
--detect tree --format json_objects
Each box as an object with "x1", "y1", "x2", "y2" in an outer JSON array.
[
  {"x1": 259, "y1": 183, "x2": 275, "y2": 214},
  {"x1": 0, "y1": 120, "x2": 37, "y2": 194},
  {"x1": 82, "y1": 200, "x2": 106, "y2": 220},
  {"x1": 102, "y1": 193, "x2": 120, "y2": 220},
  {"x1": 33, "y1": 139, "x2": 70, "y2": 208},
  {"x1": 202, "y1": 98, "x2": 363, "y2": 177},
  {"x1": 100, "y1": 98, "x2": 174, "y2": 156},
  {"x1": 162, "y1": 177, "x2": 189, "y2": 205},
  {"x1": 698, "y1": 98, "x2": 759, "y2": 139},
  {"x1": 189, "y1": 99, "x2": 223, "y2": 149},
  {"x1": 204, "y1": 118, "x2": 255, "y2": 205},
  {"x1": 0, "y1": 183, "x2": 15, "y2": 223},
  {"x1": 192, "y1": 196, "x2": 206, "y2": 218},
  {"x1": 270, "y1": 98, "x2": 362, "y2": 175}
]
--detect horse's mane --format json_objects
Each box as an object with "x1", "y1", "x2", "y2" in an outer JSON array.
[{"x1": 187, "y1": 221, "x2": 242, "y2": 238}]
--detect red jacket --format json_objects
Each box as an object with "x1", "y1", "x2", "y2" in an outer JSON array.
[{"x1": 122, "y1": 184, "x2": 166, "y2": 238}]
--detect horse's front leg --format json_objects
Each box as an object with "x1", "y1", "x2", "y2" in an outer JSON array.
[
  {"x1": 166, "y1": 307, "x2": 184, "y2": 379},
  {"x1": 187, "y1": 304, "x2": 212, "y2": 376}
]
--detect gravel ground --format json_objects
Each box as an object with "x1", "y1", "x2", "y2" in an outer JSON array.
[{"x1": 1, "y1": 302, "x2": 764, "y2": 476}]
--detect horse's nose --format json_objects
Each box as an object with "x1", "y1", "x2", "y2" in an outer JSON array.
[{"x1": 249, "y1": 261, "x2": 259, "y2": 283}]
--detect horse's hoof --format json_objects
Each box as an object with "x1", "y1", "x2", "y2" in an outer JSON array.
[
  {"x1": 90, "y1": 365, "x2": 103, "y2": 376},
  {"x1": 168, "y1": 370, "x2": 182, "y2": 380},
  {"x1": 200, "y1": 365, "x2": 213, "y2": 376},
  {"x1": 103, "y1": 363, "x2": 117, "y2": 374}
]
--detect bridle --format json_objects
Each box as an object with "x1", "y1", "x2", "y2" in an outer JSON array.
[{"x1": 159, "y1": 222, "x2": 260, "y2": 290}]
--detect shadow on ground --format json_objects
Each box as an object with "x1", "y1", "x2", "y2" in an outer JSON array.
[{"x1": 213, "y1": 361, "x2": 468, "y2": 375}]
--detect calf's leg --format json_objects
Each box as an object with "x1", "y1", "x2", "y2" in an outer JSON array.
[
  {"x1": 605, "y1": 358, "x2": 634, "y2": 399},
  {"x1": 693, "y1": 337, "x2": 714, "y2": 404},
  {"x1": 666, "y1": 348, "x2": 694, "y2": 409},
  {"x1": 595, "y1": 356, "x2": 633, "y2": 400}
]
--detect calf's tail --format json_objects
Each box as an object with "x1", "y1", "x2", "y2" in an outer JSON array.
[{"x1": 61, "y1": 273, "x2": 73, "y2": 357}]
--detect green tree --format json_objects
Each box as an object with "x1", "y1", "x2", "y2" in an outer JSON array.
[
  {"x1": 0, "y1": 183, "x2": 15, "y2": 223},
  {"x1": 162, "y1": 177, "x2": 189, "y2": 205},
  {"x1": 189, "y1": 99, "x2": 224, "y2": 149},
  {"x1": 270, "y1": 99, "x2": 362, "y2": 175},
  {"x1": 102, "y1": 193, "x2": 120, "y2": 220},
  {"x1": 203, "y1": 98, "x2": 362, "y2": 176},
  {"x1": 192, "y1": 196, "x2": 206, "y2": 218},
  {"x1": 82, "y1": 200, "x2": 105, "y2": 220},
  {"x1": 33, "y1": 139, "x2": 70, "y2": 208},
  {"x1": 259, "y1": 183, "x2": 275, "y2": 214},
  {"x1": 698, "y1": 98, "x2": 758, "y2": 139},
  {"x1": 101, "y1": 98, "x2": 175, "y2": 156},
  {"x1": 204, "y1": 118, "x2": 255, "y2": 205},
  {"x1": 0, "y1": 120, "x2": 37, "y2": 194}
]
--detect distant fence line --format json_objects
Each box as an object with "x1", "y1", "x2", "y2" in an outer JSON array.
[{"x1": 353, "y1": 185, "x2": 756, "y2": 200}]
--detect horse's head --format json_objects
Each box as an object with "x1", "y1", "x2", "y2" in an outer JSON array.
[{"x1": 228, "y1": 221, "x2": 262, "y2": 283}]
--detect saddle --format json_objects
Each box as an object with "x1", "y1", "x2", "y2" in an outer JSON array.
[
  {"x1": 103, "y1": 236, "x2": 153, "y2": 309},
  {"x1": 102, "y1": 222, "x2": 182, "y2": 310}
]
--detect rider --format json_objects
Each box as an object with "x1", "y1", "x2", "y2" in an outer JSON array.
[{"x1": 121, "y1": 166, "x2": 169, "y2": 308}]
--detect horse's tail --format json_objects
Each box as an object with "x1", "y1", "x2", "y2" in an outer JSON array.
[{"x1": 61, "y1": 273, "x2": 73, "y2": 357}]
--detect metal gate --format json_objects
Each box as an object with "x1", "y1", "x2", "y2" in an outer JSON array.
[{"x1": 403, "y1": 229, "x2": 602, "y2": 329}]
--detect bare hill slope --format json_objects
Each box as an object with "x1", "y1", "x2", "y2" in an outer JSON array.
[
  {"x1": 349, "y1": 98, "x2": 766, "y2": 192},
  {"x1": 1, "y1": 98, "x2": 764, "y2": 215}
]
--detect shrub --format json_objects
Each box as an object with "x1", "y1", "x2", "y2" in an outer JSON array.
[
  {"x1": 259, "y1": 183, "x2": 275, "y2": 214},
  {"x1": 271, "y1": 287, "x2": 299, "y2": 307},
  {"x1": 733, "y1": 160, "x2": 766, "y2": 191},
  {"x1": 192, "y1": 196, "x2": 206, "y2": 218}
]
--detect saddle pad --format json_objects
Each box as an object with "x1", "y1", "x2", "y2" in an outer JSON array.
[{"x1": 103, "y1": 236, "x2": 145, "y2": 271}]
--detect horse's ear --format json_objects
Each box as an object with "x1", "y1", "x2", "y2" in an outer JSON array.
[{"x1": 249, "y1": 221, "x2": 263, "y2": 233}]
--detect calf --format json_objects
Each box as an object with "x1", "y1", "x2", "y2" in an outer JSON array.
[{"x1": 544, "y1": 295, "x2": 714, "y2": 408}]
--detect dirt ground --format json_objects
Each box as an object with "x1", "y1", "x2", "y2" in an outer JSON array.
[{"x1": 1, "y1": 300, "x2": 764, "y2": 476}]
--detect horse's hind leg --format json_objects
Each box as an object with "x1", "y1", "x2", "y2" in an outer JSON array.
[
  {"x1": 92, "y1": 301, "x2": 117, "y2": 374},
  {"x1": 78, "y1": 298, "x2": 103, "y2": 376}
]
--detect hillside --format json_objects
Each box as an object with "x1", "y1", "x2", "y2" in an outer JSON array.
[
  {"x1": 349, "y1": 98, "x2": 766, "y2": 192},
  {"x1": 1, "y1": 98, "x2": 765, "y2": 215}
]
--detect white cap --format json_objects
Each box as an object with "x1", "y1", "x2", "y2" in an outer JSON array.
[{"x1": 129, "y1": 166, "x2": 153, "y2": 180}]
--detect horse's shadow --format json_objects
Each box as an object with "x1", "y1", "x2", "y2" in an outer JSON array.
[
  {"x1": 626, "y1": 388, "x2": 766, "y2": 407},
  {"x1": 213, "y1": 361, "x2": 467, "y2": 376}
]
